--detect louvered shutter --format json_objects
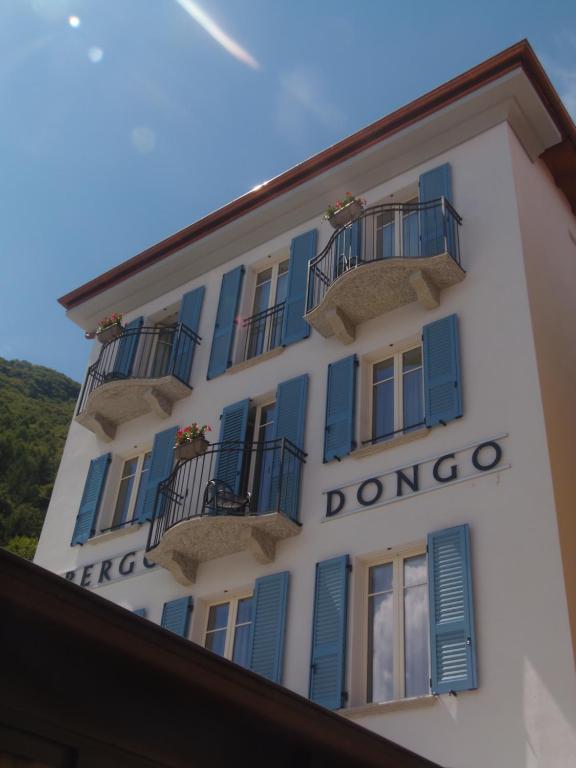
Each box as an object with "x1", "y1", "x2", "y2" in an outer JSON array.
[
  {"x1": 309, "y1": 555, "x2": 350, "y2": 710},
  {"x1": 419, "y1": 163, "x2": 453, "y2": 257},
  {"x1": 161, "y1": 597, "x2": 192, "y2": 637},
  {"x1": 214, "y1": 399, "x2": 250, "y2": 494},
  {"x1": 271, "y1": 374, "x2": 308, "y2": 521},
  {"x1": 282, "y1": 229, "x2": 317, "y2": 346},
  {"x1": 138, "y1": 426, "x2": 178, "y2": 522},
  {"x1": 171, "y1": 286, "x2": 205, "y2": 384},
  {"x1": 71, "y1": 453, "x2": 111, "y2": 544},
  {"x1": 113, "y1": 316, "x2": 143, "y2": 378},
  {"x1": 423, "y1": 314, "x2": 462, "y2": 427},
  {"x1": 428, "y1": 524, "x2": 477, "y2": 694},
  {"x1": 324, "y1": 355, "x2": 357, "y2": 462},
  {"x1": 207, "y1": 266, "x2": 244, "y2": 379},
  {"x1": 249, "y1": 571, "x2": 289, "y2": 682},
  {"x1": 133, "y1": 608, "x2": 147, "y2": 618}
]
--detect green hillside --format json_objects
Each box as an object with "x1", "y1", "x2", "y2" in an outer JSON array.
[{"x1": 0, "y1": 357, "x2": 80, "y2": 560}]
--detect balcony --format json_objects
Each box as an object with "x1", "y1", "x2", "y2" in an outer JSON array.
[
  {"x1": 228, "y1": 302, "x2": 286, "y2": 373},
  {"x1": 76, "y1": 323, "x2": 200, "y2": 440},
  {"x1": 305, "y1": 198, "x2": 464, "y2": 343},
  {"x1": 146, "y1": 438, "x2": 305, "y2": 585}
]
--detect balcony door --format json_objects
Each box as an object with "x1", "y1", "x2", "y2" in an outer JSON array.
[
  {"x1": 246, "y1": 261, "x2": 289, "y2": 359},
  {"x1": 151, "y1": 313, "x2": 178, "y2": 378},
  {"x1": 253, "y1": 402, "x2": 276, "y2": 514},
  {"x1": 375, "y1": 197, "x2": 419, "y2": 260}
]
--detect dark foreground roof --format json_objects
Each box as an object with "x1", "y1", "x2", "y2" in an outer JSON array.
[{"x1": 0, "y1": 549, "x2": 441, "y2": 768}]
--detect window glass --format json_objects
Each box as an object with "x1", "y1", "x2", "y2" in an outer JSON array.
[
  {"x1": 253, "y1": 269, "x2": 272, "y2": 314},
  {"x1": 112, "y1": 458, "x2": 138, "y2": 527},
  {"x1": 255, "y1": 403, "x2": 276, "y2": 513},
  {"x1": 402, "y1": 348, "x2": 424, "y2": 432},
  {"x1": 206, "y1": 602, "x2": 229, "y2": 658},
  {"x1": 372, "y1": 358, "x2": 395, "y2": 441},
  {"x1": 275, "y1": 260, "x2": 290, "y2": 304},
  {"x1": 368, "y1": 562, "x2": 394, "y2": 702},
  {"x1": 402, "y1": 198, "x2": 419, "y2": 257},
  {"x1": 133, "y1": 451, "x2": 152, "y2": 520},
  {"x1": 376, "y1": 209, "x2": 395, "y2": 260},
  {"x1": 232, "y1": 596, "x2": 254, "y2": 668},
  {"x1": 403, "y1": 554, "x2": 429, "y2": 697}
]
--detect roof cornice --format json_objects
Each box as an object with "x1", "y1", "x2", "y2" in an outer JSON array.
[{"x1": 59, "y1": 40, "x2": 576, "y2": 310}]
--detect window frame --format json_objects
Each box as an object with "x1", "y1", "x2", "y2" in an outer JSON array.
[
  {"x1": 367, "y1": 341, "x2": 424, "y2": 445},
  {"x1": 104, "y1": 450, "x2": 152, "y2": 533},
  {"x1": 202, "y1": 592, "x2": 254, "y2": 664},
  {"x1": 355, "y1": 545, "x2": 430, "y2": 705}
]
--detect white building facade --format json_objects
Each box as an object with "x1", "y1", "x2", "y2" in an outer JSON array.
[{"x1": 36, "y1": 42, "x2": 576, "y2": 768}]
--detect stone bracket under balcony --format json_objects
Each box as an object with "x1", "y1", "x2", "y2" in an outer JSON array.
[
  {"x1": 146, "y1": 512, "x2": 301, "y2": 586},
  {"x1": 305, "y1": 253, "x2": 465, "y2": 344},
  {"x1": 76, "y1": 376, "x2": 191, "y2": 441}
]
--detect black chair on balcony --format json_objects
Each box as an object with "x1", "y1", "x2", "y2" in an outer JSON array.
[{"x1": 202, "y1": 479, "x2": 251, "y2": 517}]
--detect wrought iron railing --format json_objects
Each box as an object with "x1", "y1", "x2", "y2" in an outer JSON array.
[
  {"x1": 77, "y1": 323, "x2": 201, "y2": 415},
  {"x1": 146, "y1": 438, "x2": 306, "y2": 552},
  {"x1": 236, "y1": 302, "x2": 285, "y2": 364},
  {"x1": 306, "y1": 198, "x2": 462, "y2": 312}
]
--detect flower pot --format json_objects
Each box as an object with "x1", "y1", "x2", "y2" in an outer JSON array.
[
  {"x1": 96, "y1": 324, "x2": 124, "y2": 344},
  {"x1": 175, "y1": 437, "x2": 209, "y2": 461},
  {"x1": 328, "y1": 199, "x2": 364, "y2": 229}
]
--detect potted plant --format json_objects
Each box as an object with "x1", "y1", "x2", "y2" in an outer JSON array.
[
  {"x1": 96, "y1": 313, "x2": 124, "y2": 344},
  {"x1": 324, "y1": 192, "x2": 366, "y2": 229},
  {"x1": 174, "y1": 423, "x2": 212, "y2": 461}
]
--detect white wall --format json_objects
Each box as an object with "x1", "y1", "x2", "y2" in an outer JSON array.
[{"x1": 35, "y1": 122, "x2": 576, "y2": 768}]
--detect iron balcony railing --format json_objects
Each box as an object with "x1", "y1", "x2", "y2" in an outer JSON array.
[
  {"x1": 236, "y1": 302, "x2": 285, "y2": 364},
  {"x1": 146, "y1": 438, "x2": 306, "y2": 552},
  {"x1": 306, "y1": 198, "x2": 462, "y2": 313},
  {"x1": 77, "y1": 323, "x2": 201, "y2": 416}
]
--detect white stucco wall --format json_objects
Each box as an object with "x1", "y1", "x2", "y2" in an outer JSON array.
[{"x1": 35, "y1": 121, "x2": 576, "y2": 767}]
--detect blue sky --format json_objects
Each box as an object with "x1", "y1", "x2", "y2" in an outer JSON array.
[{"x1": 1, "y1": 0, "x2": 575, "y2": 382}]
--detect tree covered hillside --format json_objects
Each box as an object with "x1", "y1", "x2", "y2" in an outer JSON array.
[{"x1": 0, "y1": 357, "x2": 80, "y2": 559}]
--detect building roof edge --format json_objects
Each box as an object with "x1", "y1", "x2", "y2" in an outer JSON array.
[{"x1": 58, "y1": 39, "x2": 575, "y2": 310}]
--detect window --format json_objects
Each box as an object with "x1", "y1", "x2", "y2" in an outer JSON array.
[
  {"x1": 371, "y1": 346, "x2": 424, "y2": 443},
  {"x1": 108, "y1": 451, "x2": 152, "y2": 531},
  {"x1": 366, "y1": 551, "x2": 429, "y2": 703},
  {"x1": 204, "y1": 595, "x2": 254, "y2": 668},
  {"x1": 245, "y1": 260, "x2": 289, "y2": 359}
]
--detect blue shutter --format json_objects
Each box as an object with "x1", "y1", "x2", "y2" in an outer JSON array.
[
  {"x1": 423, "y1": 314, "x2": 462, "y2": 427},
  {"x1": 71, "y1": 453, "x2": 111, "y2": 545},
  {"x1": 133, "y1": 608, "x2": 147, "y2": 618},
  {"x1": 137, "y1": 426, "x2": 178, "y2": 522},
  {"x1": 249, "y1": 571, "x2": 289, "y2": 683},
  {"x1": 207, "y1": 266, "x2": 244, "y2": 379},
  {"x1": 419, "y1": 163, "x2": 453, "y2": 257},
  {"x1": 161, "y1": 596, "x2": 192, "y2": 637},
  {"x1": 214, "y1": 399, "x2": 250, "y2": 494},
  {"x1": 271, "y1": 374, "x2": 308, "y2": 521},
  {"x1": 282, "y1": 229, "x2": 317, "y2": 346},
  {"x1": 113, "y1": 316, "x2": 143, "y2": 378},
  {"x1": 324, "y1": 355, "x2": 357, "y2": 462},
  {"x1": 171, "y1": 286, "x2": 205, "y2": 384},
  {"x1": 428, "y1": 524, "x2": 477, "y2": 694},
  {"x1": 309, "y1": 555, "x2": 350, "y2": 710}
]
